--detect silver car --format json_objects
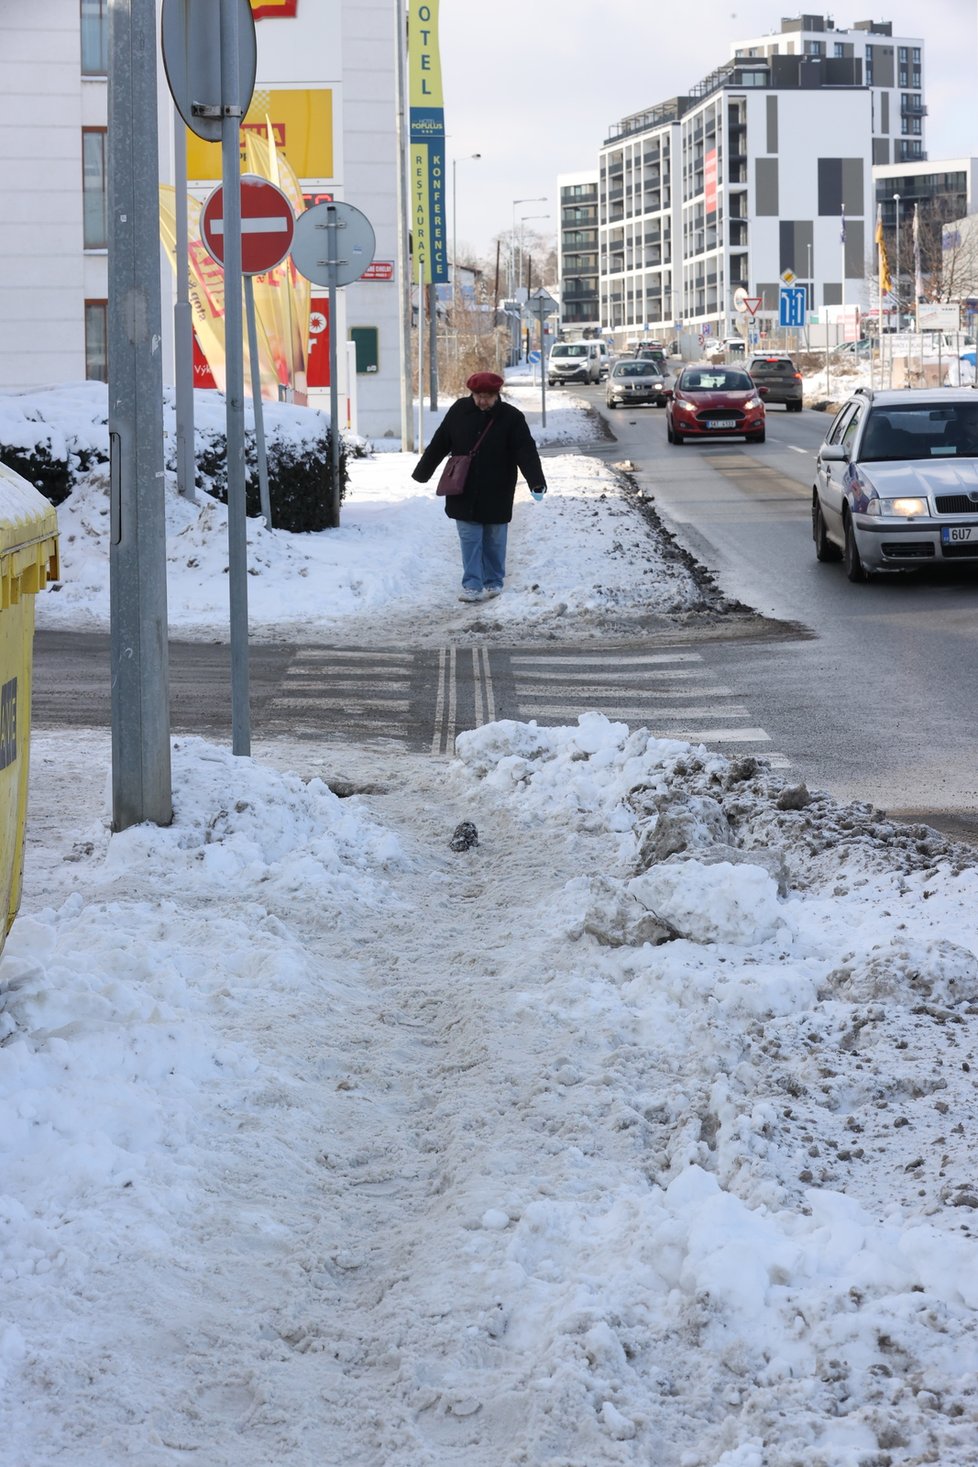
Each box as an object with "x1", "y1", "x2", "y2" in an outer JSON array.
[
  {"x1": 812, "y1": 388, "x2": 978, "y2": 581},
  {"x1": 605, "y1": 358, "x2": 671, "y2": 409}
]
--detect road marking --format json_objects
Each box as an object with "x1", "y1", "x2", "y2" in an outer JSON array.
[
  {"x1": 473, "y1": 646, "x2": 495, "y2": 727},
  {"x1": 511, "y1": 652, "x2": 703, "y2": 666},
  {"x1": 517, "y1": 703, "x2": 751, "y2": 721},
  {"x1": 788, "y1": 445, "x2": 808, "y2": 455},
  {"x1": 431, "y1": 647, "x2": 457, "y2": 756},
  {"x1": 676, "y1": 726, "x2": 771, "y2": 743}
]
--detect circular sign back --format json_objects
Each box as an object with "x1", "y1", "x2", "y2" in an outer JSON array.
[{"x1": 291, "y1": 202, "x2": 376, "y2": 288}]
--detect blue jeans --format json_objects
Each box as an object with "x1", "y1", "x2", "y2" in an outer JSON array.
[{"x1": 455, "y1": 520, "x2": 508, "y2": 592}]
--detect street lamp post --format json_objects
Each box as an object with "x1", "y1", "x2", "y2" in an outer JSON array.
[
  {"x1": 511, "y1": 195, "x2": 546, "y2": 295},
  {"x1": 893, "y1": 193, "x2": 901, "y2": 332},
  {"x1": 518, "y1": 213, "x2": 550, "y2": 293},
  {"x1": 452, "y1": 152, "x2": 481, "y2": 296}
]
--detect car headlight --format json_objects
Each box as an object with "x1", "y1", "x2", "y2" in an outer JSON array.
[
  {"x1": 863, "y1": 496, "x2": 929, "y2": 517},
  {"x1": 744, "y1": 396, "x2": 763, "y2": 410}
]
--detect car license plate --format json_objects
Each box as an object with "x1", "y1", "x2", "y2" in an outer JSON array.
[
  {"x1": 941, "y1": 526, "x2": 978, "y2": 543},
  {"x1": 705, "y1": 419, "x2": 734, "y2": 429}
]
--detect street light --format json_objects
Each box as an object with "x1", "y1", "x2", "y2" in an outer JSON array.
[
  {"x1": 893, "y1": 192, "x2": 901, "y2": 330},
  {"x1": 511, "y1": 195, "x2": 546, "y2": 294},
  {"x1": 518, "y1": 213, "x2": 550, "y2": 293},
  {"x1": 451, "y1": 152, "x2": 481, "y2": 293}
]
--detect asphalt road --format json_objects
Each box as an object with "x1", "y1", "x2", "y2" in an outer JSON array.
[
  {"x1": 576, "y1": 378, "x2": 978, "y2": 840},
  {"x1": 31, "y1": 380, "x2": 978, "y2": 842}
]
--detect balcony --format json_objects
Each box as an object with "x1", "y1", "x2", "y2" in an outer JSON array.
[{"x1": 900, "y1": 99, "x2": 928, "y2": 116}]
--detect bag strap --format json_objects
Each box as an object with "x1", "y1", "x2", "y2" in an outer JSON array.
[{"x1": 467, "y1": 417, "x2": 494, "y2": 458}]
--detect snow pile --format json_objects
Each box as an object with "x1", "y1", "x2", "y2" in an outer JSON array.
[{"x1": 2, "y1": 724, "x2": 977, "y2": 1462}]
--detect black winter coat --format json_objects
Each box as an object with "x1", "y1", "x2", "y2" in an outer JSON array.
[{"x1": 411, "y1": 396, "x2": 546, "y2": 524}]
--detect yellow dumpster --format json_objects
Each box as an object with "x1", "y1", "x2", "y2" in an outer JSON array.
[{"x1": 0, "y1": 459, "x2": 60, "y2": 947}]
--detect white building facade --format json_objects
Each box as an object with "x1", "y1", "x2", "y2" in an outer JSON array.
[
  {"x1": 593, "y1": 13, "x2": 925, "y2": 350},
  {"x1": 0, "y1": 0, "x2": 403, "y2": 438}
]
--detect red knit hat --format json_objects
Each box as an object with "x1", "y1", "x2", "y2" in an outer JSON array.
[{"x1": 466, "y1": 371, "x2": 504, "y2": 393}]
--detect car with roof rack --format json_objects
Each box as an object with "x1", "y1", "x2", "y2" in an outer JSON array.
[{"x1": 812, "y1": 386, "x2": 978, "y2": 580}]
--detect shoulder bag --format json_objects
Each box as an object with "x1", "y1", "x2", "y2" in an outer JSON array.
[{"x1": 436, "y1": 417, "x2": 494, "y2": 497}]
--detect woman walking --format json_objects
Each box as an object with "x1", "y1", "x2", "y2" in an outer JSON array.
[{"x1": 412, "y1": 371, "x2": 547, "y2": 602}]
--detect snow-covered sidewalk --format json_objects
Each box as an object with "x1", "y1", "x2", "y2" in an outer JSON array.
[{"x1": 3, "y1": 721, "x2": 978, "y2": 1465}]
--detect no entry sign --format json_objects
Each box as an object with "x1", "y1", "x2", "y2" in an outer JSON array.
[{"x1": 201, "y1": 175, "x2": 295, "y2": 275}]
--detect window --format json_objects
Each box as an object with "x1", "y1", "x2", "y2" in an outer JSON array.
[
  {"x1": 804, "y1": 40, "x2": 825, "y2": 56},
  {"x1": 80, "y1": 0, "x2": 108, "y2": 76},
  {"x1": 82, "y1": 129, "x2": 108, "y2": 248},
  {"x1": 85, "y1": 300, "x2": 108, "y2": 382}
]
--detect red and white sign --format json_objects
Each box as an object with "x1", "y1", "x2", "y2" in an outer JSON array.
[
  {"x1": 743, "y1": 297, "x2": 763, "y2": 317},
  {"x1": 201, "y1": 175, "x2": 295, "y2": 276},
  {"x1": 360, "y1": 261, "x2": 394, "y2": 282},
  {"x1": 307, "y1": 296, "x2": 330, "y2": 388},
  {"x1": 704, "y1": 148, "x2": 718, "y2": 217}
]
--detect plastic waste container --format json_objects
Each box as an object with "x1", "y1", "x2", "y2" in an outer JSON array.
[{"x1": 0, "y1": 458, "x2": 60, "y2": 948}]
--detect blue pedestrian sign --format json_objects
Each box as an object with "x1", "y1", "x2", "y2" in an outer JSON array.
[{"x1": 779, "y1": 286, "x2": 806, "y2": 328}]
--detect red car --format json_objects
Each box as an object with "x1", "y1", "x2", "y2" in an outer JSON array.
[{"x1": 666, "y1": 365, "x2": 766, "y2": 444}]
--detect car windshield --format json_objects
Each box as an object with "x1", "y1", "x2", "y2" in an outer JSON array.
[
  {"x1": 556, "y1": 345, "x2": 587, "y2": 358},
  {"x1": 681, "y1": 371, "x2": 753, "y2": 392},
  {"x1": 859, "y1": 403, "x2": 978, "y2": 461},
  {"x1": 615, "y1": 362, "x2": 657, "y2": 378}
]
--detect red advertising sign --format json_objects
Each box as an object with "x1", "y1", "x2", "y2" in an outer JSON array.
[
  {"x1": 201, "y1": 176, "x2": 295, "y2": 276},
  {"x1": 307, "y1": 297, "x2": 330, "y2": 388},
  {"x1": 360, "y1": 261, "x2": 395, "y2": 282},
  {"x1": 250, "y1": 0, "x2": 297, "y2": 18},
  {"x1": 704, "y1": 148, "x2": 718, "y2": 216}
]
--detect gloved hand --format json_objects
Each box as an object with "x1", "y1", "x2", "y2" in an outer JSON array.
[{"x1": 530, "y1": 486, "x2": 547, "y2": 502}]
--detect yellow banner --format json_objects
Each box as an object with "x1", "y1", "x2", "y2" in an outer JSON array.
[
  {"x1": 186, "y1": 88, "x2": 334, "y2": 183},
  {"x1": 408, "y1": 1, "x2": 447, "y2": 284},
  {"x1": 242, "y1": 130, "x2": 310, "y2": 402},
  {"x1": 159, "y1": 185, "x2": 282, "y2": 399}
]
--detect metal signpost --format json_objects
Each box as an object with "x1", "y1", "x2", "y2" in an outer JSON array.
[
  {"x1": 201, "y1": 175, "x2": 295, "y2": 529},
  {"x1": 291, "y1": 201, "x2": 376, "y2": 527},
  {"x1": 107, "y1": 0, "x2": 172, "y2": 832},
  {"x1": 526, "y1": 289, "x2": 558, "y2": 426},
  {"x1": 162, "y1": 0, "x2": 257, "y2": 756}
]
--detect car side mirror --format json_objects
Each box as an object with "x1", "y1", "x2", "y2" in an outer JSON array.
[
  {"x1": 757, "y1": 385, "x2": 769, "y2": 396},
  {"x1": 819, "y1": 442, "x2": 848, "y2": 463}
]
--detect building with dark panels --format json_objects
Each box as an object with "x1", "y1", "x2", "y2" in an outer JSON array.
[
  {"x1": 587, "y1": 13, "x2": 925, "y2": 349},
  {"x1": 557, "y1": 172, "x2": 600, "y2": 338}
]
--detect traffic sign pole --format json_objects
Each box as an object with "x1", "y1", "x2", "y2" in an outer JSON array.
[
  {"x1": 220, "y1": 0, "x2": 250, "y2": 756},
  {"x1": 107, "y1": 0, "x2": 172, "y2": 833},
  {"x1": 202, "y1": 177, "x2": 295, "y2": 533},
  {"x1": 291, "y1": 201, "x2": 377, "y2": 527}
]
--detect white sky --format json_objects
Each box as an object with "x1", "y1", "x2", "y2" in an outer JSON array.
[
  {"x1": 438, "y1": 0, "x2": 978, "y2": 258},
  {"x1": 1, "y1": 372, "x2": 978, "y2": 1460}
]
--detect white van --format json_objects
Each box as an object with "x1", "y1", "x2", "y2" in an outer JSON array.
[{"x1": 547, "y1": 341, "x2": 601, "y2": 386}]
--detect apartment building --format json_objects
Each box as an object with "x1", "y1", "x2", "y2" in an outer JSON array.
[
  {"x1": 593, "y1": 13, "x2": 925, "y2": 348},
  {"x1": 0, "y1": 0, "x2": 403, "y2": 438},
  {"x1": 557, "y1": 171, "x2": 600, "y2": 337}
]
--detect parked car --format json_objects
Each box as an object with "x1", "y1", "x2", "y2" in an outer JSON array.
[
  {"x1": 666, "y1": 365, "x2": 766, "y2": 444},
  {"x1": 811, "y1": 387, "x2": 978, "y2": 581},
  {"x1": 605, "y1": 358, "x2": 671, "y2": 409},
  {"x1": 832, "y1": 338, "x2": 872, "y2": 359},
  {"x1": 705, "y1": 337, "x2": 746, "y2": 360},
  {"x1": 547, "y1": 341, "x2": 601, "y2": 386},
  {"x1": 748, "y1": 354, "x2": 804, "y2": 411}
]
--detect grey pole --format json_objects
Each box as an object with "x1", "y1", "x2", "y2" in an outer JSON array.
[
  {"x1": 539, "y1": 311, "x2": 547, "y2": 428},
  {"x1": 220, "y1": 0, "x2": 251, "y2": 755},
  {"x1": 244, "y1": 276, "x2": 273, "y2": 526},
  {"x1": 326, "y1": 204, "x2": 341, "y2": 529},
  {"x1": 173, "y1": 108, "x2": 196, "y2": 502},
  {"x1": 107, "y1": 0, "x2": 172, "y2": 831},
  {"x1": 394, "y1": 0, "x2": 414, "y2": 450}
]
